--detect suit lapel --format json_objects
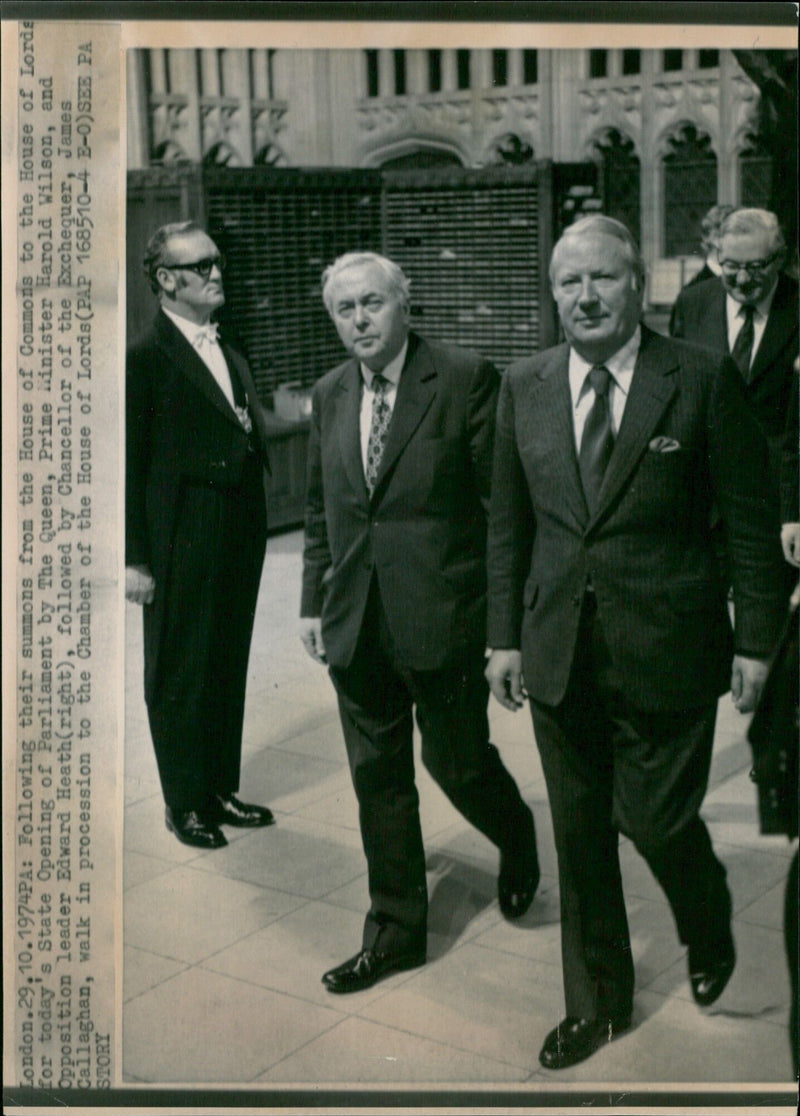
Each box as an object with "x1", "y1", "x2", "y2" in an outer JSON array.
[
  {"x1": 335, "y1": 360, "x2": 369, "y2": 500},
  {"x1": 155, "y1": 311, "x2": 241, "y2": 426},
  {"x1": 749, "y1": 274, "x2": 797, "y2": 384},
  {"x1": 222, "y1": 339, "x2": 272, "y2": 473},
  {"x1": 590, "y1": 328, "x2": 679, "y2": 526},
  {"x1": 704, "y1": 282, "x2": 729, "y2": 356},
  {"x1": 372, "y1": 333, "x2": 437, "y2": 496},
  {"x1": 533, "y1": 347, "x2": 589, "y2": 529}
]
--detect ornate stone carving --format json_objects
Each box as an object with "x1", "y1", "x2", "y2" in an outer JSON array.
[
  {"x1": 577, "y1": 81, "x2": 642, "y2": 156},
  {"x1": 357, "y1": 93, "x2": 473, "y2": 138},
  {"x1": 251, "y1": 101, "x2": 289, "y2": 163},
  {"x1": 148, "y1": 94, "x2": 191, "y2": 162},
  {"x1": 652, "y1": 77, "x2": 720, "y2": 151}
]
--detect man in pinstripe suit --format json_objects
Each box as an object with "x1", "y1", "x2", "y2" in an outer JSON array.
[{"x1": 485, "y1": 216, "x2": 784, "y2": 1070}]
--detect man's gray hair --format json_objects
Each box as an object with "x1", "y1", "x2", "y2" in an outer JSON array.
[
  {"x1": 143, "y1": 220, "x2": 205, "y2": 294},
  {"x1": 718, "y1": 208, "x2": 785, "y2": 253},
  {"x1": 550, "y1": 215, "x2": 647, "y2": 292},
  {"x1": 321, "y1": 251, "x2": 411, "y2": 315},
  {"x1": 700, "y1": 204, "x2": 736, "y2": 252}
]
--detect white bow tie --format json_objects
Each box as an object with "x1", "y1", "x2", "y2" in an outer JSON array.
[{"x1": 194, "y1": 323, "x2": 220, "y2": 347}]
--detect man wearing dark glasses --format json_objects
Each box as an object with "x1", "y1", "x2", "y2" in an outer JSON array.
[{"x1": 126, "y1": 221, "x2": 275, "y2": 848}]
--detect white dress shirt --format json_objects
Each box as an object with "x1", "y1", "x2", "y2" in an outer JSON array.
[
  {"x1": 568, "y1": 326, "x2": 641, "y2": 451},
  {"x1": 162, "y1": 306, "x2": 236, "y2": 410},
  {"x1": 359, "y1": 339, "x2": 409, "y2": 474},
  {"x1": 725, "y1": 283, "x2": 777, "y2": 373}
]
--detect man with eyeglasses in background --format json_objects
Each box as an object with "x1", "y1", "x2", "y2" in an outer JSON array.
[
  {"x1": 670, "y1": 209, "x2": 798, "y2": 479},
  {"x1": 671, "y1": 208, "x2": 798, "y2": 600},
  {"x1": 126, "y1": 221, "x2": 275, "y2": 848}
]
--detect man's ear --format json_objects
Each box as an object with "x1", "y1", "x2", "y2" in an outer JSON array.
[{"x1": 156, "y1": 266, "x2": 177, "y2": 296}]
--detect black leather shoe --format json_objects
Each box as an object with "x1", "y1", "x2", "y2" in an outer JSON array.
[
  {"x1": 213, "y1": 794, "x2": 275, "y2": 827},
  {"x1": 165, "y1": 808, "x2": 227, "y2": 849},
  {"x1": 539, "y1": 1014, "x2": 631, "y2": 1070},
  {"x1": 689, "y1": 943, "x2": 736, "y2": 1007},
  {"x1": 498, "y1": 843, "x2": 540, "y2": 920},
  {"x1": 322, "y1": 946, "x2": 426, "y2": 994}
]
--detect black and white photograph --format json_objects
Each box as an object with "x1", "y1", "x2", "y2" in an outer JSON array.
[{"x1": 3, "y1": 4, "x2": 798, "y2": 1114}]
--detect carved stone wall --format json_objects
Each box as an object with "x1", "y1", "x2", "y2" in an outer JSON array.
[{"x1": 127, "y1": 47, "x2": 770, "y2": 270}]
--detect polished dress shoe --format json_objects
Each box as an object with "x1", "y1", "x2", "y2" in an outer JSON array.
[
  {"x1": 498, "y1": 843, "x2": 540, "y2": 920},
  {"x1": 539, "y1": 1014, "x2": 631, "y2": 1070},
  {"x1": 213, "y1": 794, "x2": 275, "y2": 827},
  {"x1": 322, "y1": 946, "x2": 426, "y2": 994},
  {"x1": 689, "y1": 942, "x2": 736, "y2": 1006},
  {"x1": 165, "y1": 808, "x2": 227, "y2": 849}
]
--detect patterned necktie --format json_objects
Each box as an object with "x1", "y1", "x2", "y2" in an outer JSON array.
[
  {"x1": 365, "y1": 374, "x2": 391, "y2": 495},
  {"x1": 731, "y1": 304, "x2": 756, "y2": 382},
  {"x1": 579, "y1": 364, "x2": 614, "y2": 513}
]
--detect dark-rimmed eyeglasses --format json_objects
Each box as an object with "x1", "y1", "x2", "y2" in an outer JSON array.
[
  {"x1": 160, "y1": 254, "x2": 226, "y2": 280},
  {"x1": 719, "y1": 253, "x2": 779, "y2": 278}
]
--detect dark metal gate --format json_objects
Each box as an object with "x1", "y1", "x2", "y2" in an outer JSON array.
[
  {"x1": 128, "y1": 161, "x2": 600, "y2": 402},
  {"x1": 127, "y1": 161, "x2": 599, "y2": 527}
]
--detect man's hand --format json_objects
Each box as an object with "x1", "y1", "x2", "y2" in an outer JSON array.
[
  {"x1": 780, "y1": 523, "x2": 800, "y2": 567},
  {"x1": 299, "y1": 617, "x2": 327, "y2": 664},
  {"x1": 485, "y1": 649, "x2": 526, "y2": 711},
  {"x1": 730, "y1": 654, "x2": 769, "y2": 714},
  {"x1": 126, "y1": 564, "x2": 155, "y2": 605}
]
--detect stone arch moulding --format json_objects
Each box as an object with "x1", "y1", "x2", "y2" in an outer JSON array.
[
  {"x1": 359, "y1": 134, "x2": 469, "y2": 169},
  {"x1": 656, "y1": 117, "x2": 718, "y2": 161},
  {"x1": 479, "y1": 130, "x2": 536, "y2": 166},
  {"x1": 730, "y1": 121, "x2": 768, "y2": 160},
  {"x1": 582, "y1": 124, "x2": 641, "y2": 164},
  {"x1": 151, "y1": 138, "x2": 191, "y2": 165},
  {"x1": 203, "y1": 141, "x2": 243, "y2": 167},
  {"x1": 253, "y1": 139, "x2": 288, "y2": 167}
]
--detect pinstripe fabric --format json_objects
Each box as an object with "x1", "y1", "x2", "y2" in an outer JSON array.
[
  {"x1": 126, "y1": 311, "x2": 270, "y2": 810},
  {"x1": 487, "y1": 326, "x2": 784, "y2": 712}
]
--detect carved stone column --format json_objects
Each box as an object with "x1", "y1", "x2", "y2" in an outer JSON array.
[
  {"x1": 407, "y1": 50, "x2": 427, "y2": 95},
  {"x1": 126, "y1": 51, "x2": 149, "y2": 168},
  {"x1": 442, "y1": 49, "x2": 457, "y2": 92},
  {"x1": 221, "y1": 49, "x2": 252, "y2": 164},
  {"x1": 508, "y1": 49, "x2": 524, "y2": 87},
  {"x1": 473, "y1": 50, "x2": 493, "y2": 90},
  {"x1": 378, "y1": 49, "x2": 394, "y2": 97},
  {"x1": 165, "y1": 49, "x2": 202, "y2": 161}
]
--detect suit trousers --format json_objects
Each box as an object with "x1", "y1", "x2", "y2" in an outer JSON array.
[
  {"x1": 144, "y1": 453, "x2": 267, "y2": 812},
  {"x1": 531, "y1": 592, "x2": 731, "y2": 1022},
  {"x1": 329, "y1": 576, "x2": 534, "y2": 954}
]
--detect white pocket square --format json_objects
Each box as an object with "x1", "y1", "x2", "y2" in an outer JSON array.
[{"x1": 648, "y1": 436, "x2": 681, "y2": 453}]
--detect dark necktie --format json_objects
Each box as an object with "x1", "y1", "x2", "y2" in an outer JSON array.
[
  {"x1": 365, "y1": 374, "x2": 391, "y2": 495},
  {"x1": 579, "y1": 364, "x2": 614, "y2": 513},
  {"x1": 731, "y1": 304, "x2": 755, "y2": 382}
]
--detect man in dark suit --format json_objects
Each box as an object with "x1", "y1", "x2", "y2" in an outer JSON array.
[
  {"x1": 300, "y1": 251, "x2": 539, "y2": 994},
  {"x1": 670, "y1": 208, "x2": 798, "y2": 482},
  {"x1": 126, "y1": 221, "x2": 275, "y2": 849},
  {"x1": 485, "y1": 216, "x2": 784, "y2": 1070},
  {"x1": 670, "y1": 203, "x2": 736, "y2": 313}
]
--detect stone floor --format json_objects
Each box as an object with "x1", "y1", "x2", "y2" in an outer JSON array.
[{"x1": 122, "y1": 529, "x2": 797, "y2": 1098}]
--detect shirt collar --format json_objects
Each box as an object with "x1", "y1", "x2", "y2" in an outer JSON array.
[
  {"x1": 162, "y1": 305, "x2": 217, "y2": 343},
  {"x1": 725, "y1": 282, "x2": 777, "y2": 329},
  {"x1": 568, "y1": 325, "x2": 641, "y2": 408},
  {"x1": 361, "y1": 338, "x2": 409, "y2": 390}
]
